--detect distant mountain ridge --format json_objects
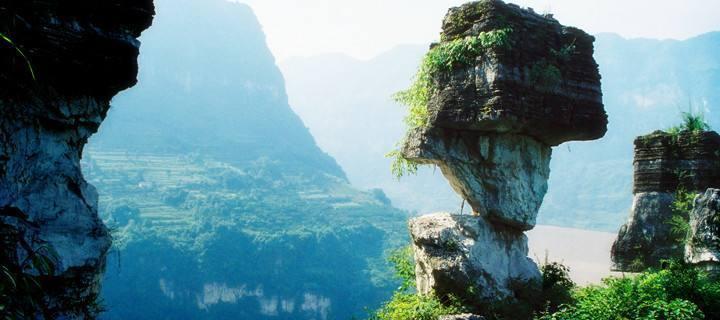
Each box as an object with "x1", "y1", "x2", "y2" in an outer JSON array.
[
  {"x1": 281, "y1": 31, "x2": 720, "y2": 232},
  {"x1": 92, "y1": 0, "x2": 344, "y2": 179},
  {"x1": 88, "y1": 0, "x2": 408, "y2": 319}
]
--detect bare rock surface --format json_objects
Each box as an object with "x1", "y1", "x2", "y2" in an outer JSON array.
[
  {"x1": 410, "y1": 213, "x2": 540, "y2": 302},
  {"x1": 404, "y1": 129, "x2": 550, "y2": 230},
  {"x1": 0, "y1": 0, "x2": 154, "y2": 316},
  {"x1": 686, "y1": 188, "x2": 720, "y2": 271}
]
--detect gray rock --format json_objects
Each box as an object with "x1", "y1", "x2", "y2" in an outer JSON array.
[
  {"x1": 611, "y1": 192, "x2": 684, "y2": 271},
  {"x1": 0, "y1": 0, "x2": 154, "y2": 316},
  {"x1": 686, "y1": 189, "x2": 720, "y2": 271},
  {"x1": 409, "y1": 212, "x2": 540, "y2": 302},
  {"x1": 404, "y1": 128, "x2": 551, "y2": 230}
]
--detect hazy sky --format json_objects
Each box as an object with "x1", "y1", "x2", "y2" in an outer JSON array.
[{"x1": 237, "y1": 0, "x2": 720, "y2": 62}]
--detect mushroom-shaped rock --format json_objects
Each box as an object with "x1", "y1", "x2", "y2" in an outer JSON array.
[
  {"x1": 686, "y1": 189, "x2": 720, "y2": 272},
  {"x1": 409, "y1": 213, "x2": 541, "y2": 304},
  {"x1": 401, "y1": 0, "x2": 607, "y2": 230}
]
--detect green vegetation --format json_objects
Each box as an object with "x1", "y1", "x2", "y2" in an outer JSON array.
[
  {"x1": 539, "y1": 262, "x2": 720, "y2": 320},
  {"x1": 387, "y1": 246, "x2": 416, "y2": 291},
  {"x1": 0, "y1": 32, "x2": 36, "y2": 80},
  {"x1": 370, "y1": 245, "x2": 465, "y2": 320},
  {"x1": 388, "y1": 28, "x2": 513, "y2": 178},
  {"x1": 370, "y1": 291, "x2": 465, "y2": 320},
  {"x1": 667, "y1": 112, "x2": 711, "y2": 136},
  {"x1": 84, "y1": 151, "x2": 408, "y2": 319},
  {"x1": 386, "y1": 149, "x2": 419, "y2": 180},
  {"x1": 670, "y1": 188, "x2": 696, "y2": 246},
  {"x1": 374, "y1": 253, "x2": 720, "y2": 320}
]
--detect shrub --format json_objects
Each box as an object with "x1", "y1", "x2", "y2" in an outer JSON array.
[
  {"x1": 667, "y1": 111, "x2": 711, "y2": 136},
  {"x1": 388, "y1": 246, "x2": 415, "y2": 291},
  {"x1": 370, "y1": 292, "x2": 465, "y2": 320},
  {"x1": 539, "y1": 261, "x2": 720, "y2": 320},
  {"x1": 670, "y1": 188, "x2": 696, "y2": 246}
]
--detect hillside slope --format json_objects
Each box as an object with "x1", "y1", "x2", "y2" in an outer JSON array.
[{"x1": 87, "y1": 0, "x2": 408, "y2": 318}]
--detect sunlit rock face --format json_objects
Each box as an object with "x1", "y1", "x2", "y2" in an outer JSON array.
[
  {"x1": 0, "y1": 0, "x2": 154, "y2": 316},
  {"x1": 405, "y1": 0, "x2": 606, "y2": 307},
  {"x1": 410, "y1": 213, "x2": 540, "y2": 301},
  {"x1": 404, "y1": 129, "x2": 550, "y2": 230},
  {"x1": 612, "y1": 131, "x2": 720, "y2": 271},
  {"x1": 686, "y1": 188, "x2": 720, "y2": 272}
]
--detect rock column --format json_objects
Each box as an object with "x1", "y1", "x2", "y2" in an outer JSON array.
[
  {"x1": 404, "y1": 0, "x2": 607, "y2": 308},
  {"x1": 612, "y1": 131, "x2": 720, "y2": 271}
]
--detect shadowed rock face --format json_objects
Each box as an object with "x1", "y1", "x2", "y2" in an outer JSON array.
[
  {"x1": 686, "y1": 189, "x2": 720, "y2": 272},
  {"x1": 612, "y1": 131, "x2": 720, "y2": 272},
  {"x1": 0, "y1": 0, "x2": 154, "y2": 316},
  {"x1": 406, "y1": 0, "x2": 606, "y2": 310},
  {"x1": 429, "y1": 0, "x2": 606, "y2": 147}
]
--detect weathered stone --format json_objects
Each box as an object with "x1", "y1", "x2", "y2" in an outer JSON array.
[
  {"x1": 0, "y1": 0, "x2": 154, "y2": 316},
  {"x1": 686, "y1": 189, "x2": 720, "y2": 272},
  {"x1": 429, "y1": 0, "x2": 607, "y2": 146},
  {"x1": 409, "y1": 213, "x2": 540, "y2": 303},
  {"x1": 404, "y1": 128, "x2": 550, "y2": 230},
  {"x1": 440, "y1": 314, "x2": 487, "y2": 320},
  {"x1": 612, "y1": 131, "x2": 720, "y2": 272},
  {"x1": 633, "y1": 131, "x2": 720, "y2": 194},
  {"x1": 611, "y1": 192, "x2": 683, "y2": 271}
]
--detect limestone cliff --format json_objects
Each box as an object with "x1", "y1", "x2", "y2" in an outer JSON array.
[
  {"x1": 612, "y1": 131, "x2": 720, "y2": 271},
  {"x1": 403, "y1": 0, "x2": 606, "y2": 313},
  {"x1": 0, "y1": 0, "x2": 154, "y2": 316}
]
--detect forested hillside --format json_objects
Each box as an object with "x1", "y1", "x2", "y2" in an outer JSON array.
[{"x1": 86, "y1": 0, "x2": 408, "y2": 318}]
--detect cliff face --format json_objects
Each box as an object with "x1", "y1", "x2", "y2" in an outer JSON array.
[
  {"x1": 0, "y1": 0, "x2": 154, "y2": 316},
  {"x1": 612, "y1": 131, "x2": 720, "y2": 271},
  {"x1": 404, "y1": 0, "x2": 606, "y2": 312}
]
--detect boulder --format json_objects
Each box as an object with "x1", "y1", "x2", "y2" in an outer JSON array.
[
  {"x1": 686, "y1": 189, "x2": 720, "y2": 271},
  {"x1": 409, "y1": 213, "x2": 540, "y2": 303}
]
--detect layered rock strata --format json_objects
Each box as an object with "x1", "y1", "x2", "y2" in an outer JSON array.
[
  {"x1": 612, "y1": 131, "x2": 720, "y2": 271},
  {"x1": 0, "y1": 0, "x2": 154, "y2": 316},
  {"x1": 405, "y1": 0, "x2": 606, "y2": 311},
  {"x1": 686, "y1": 188, "x2": 720, "y2": 272}
]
